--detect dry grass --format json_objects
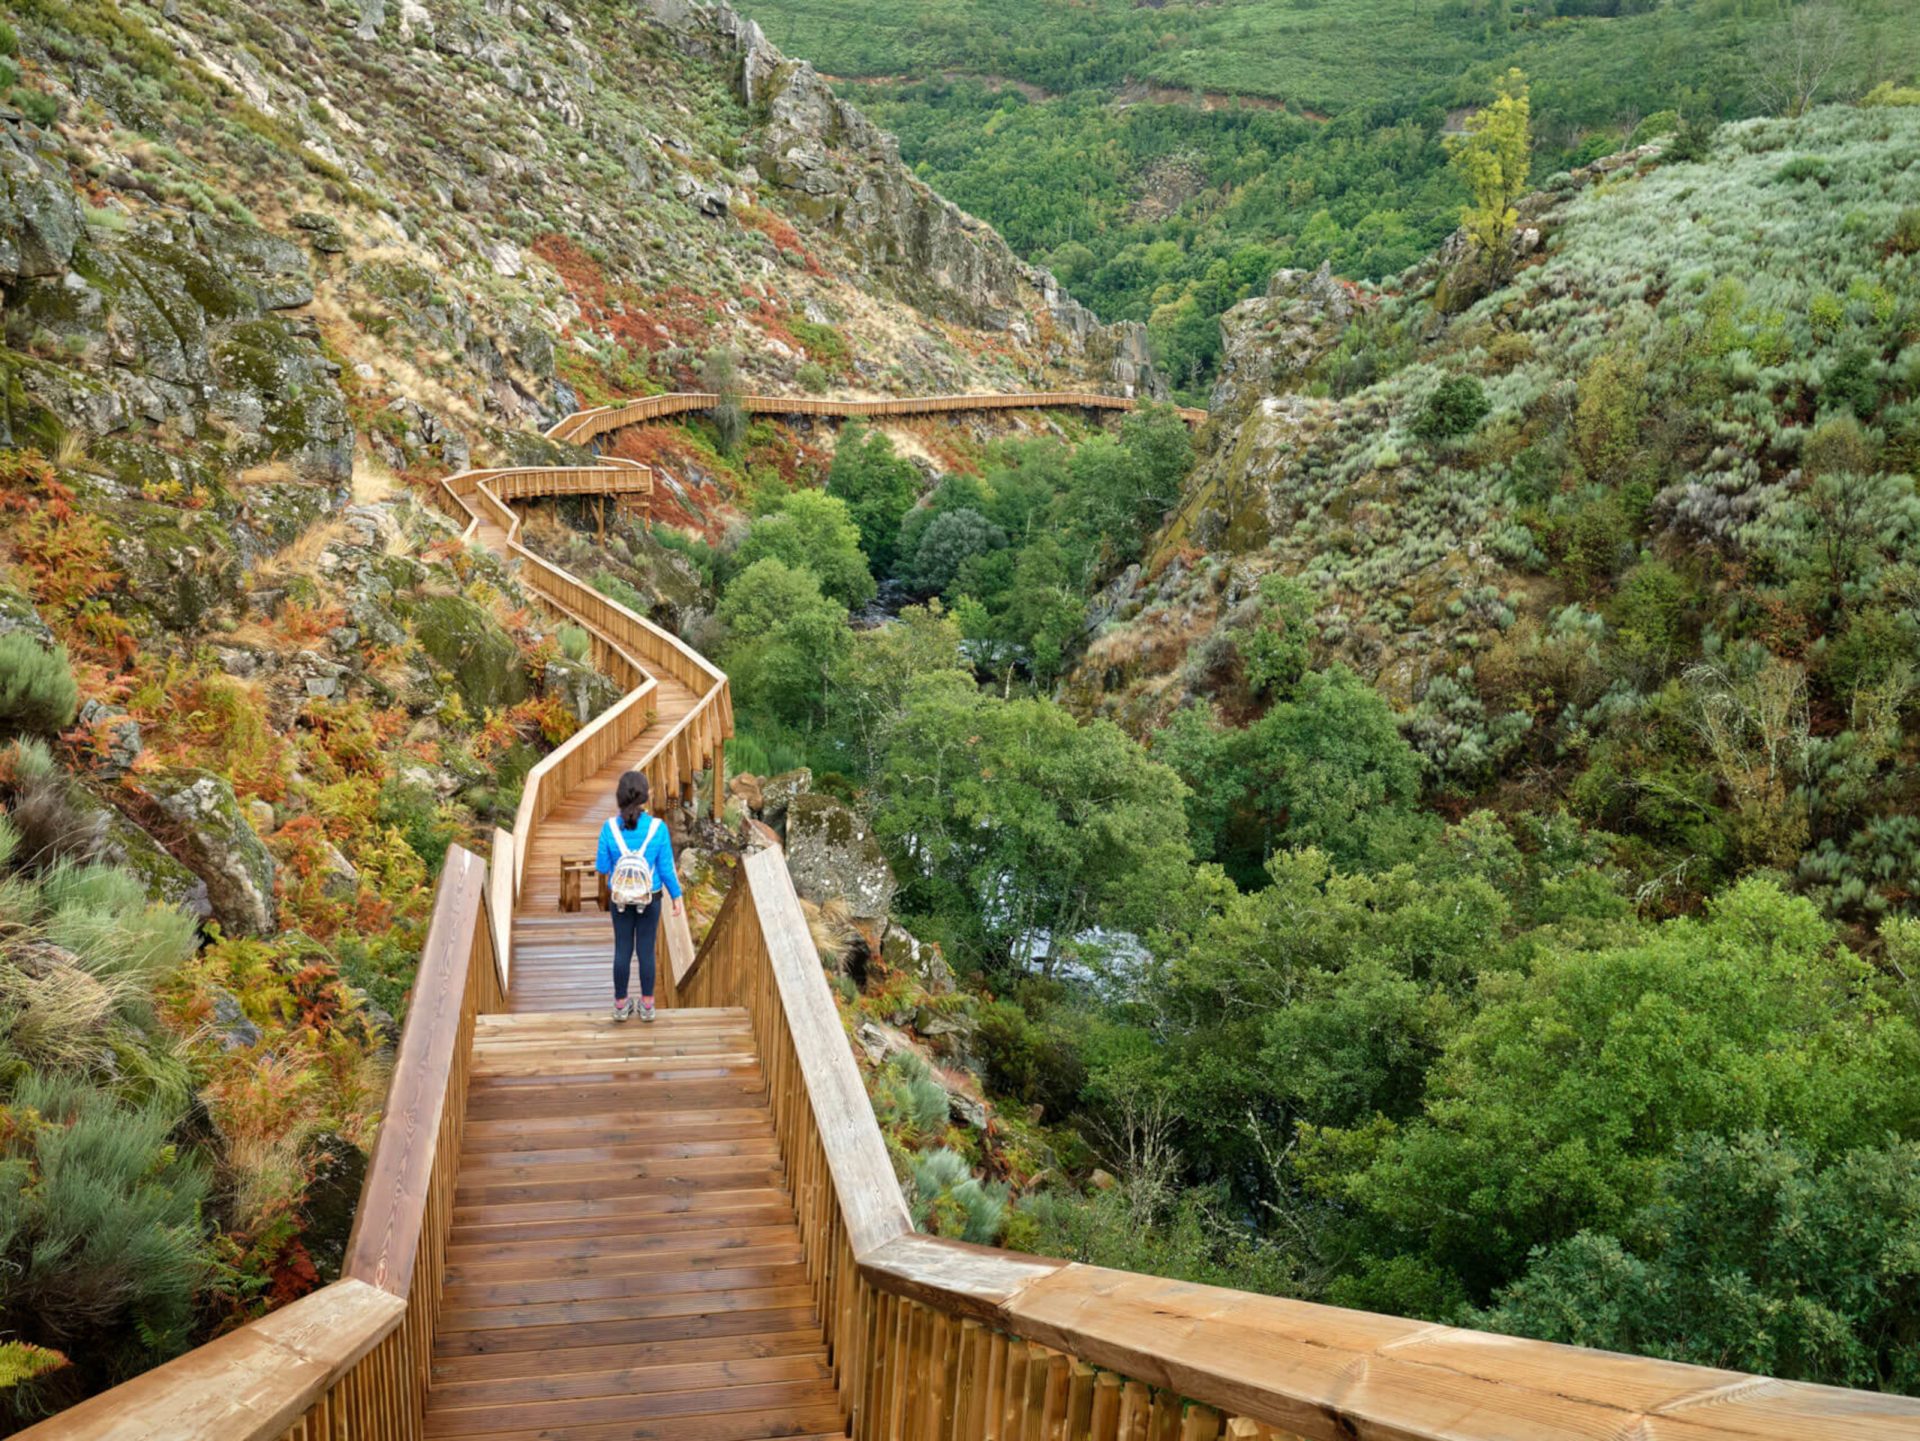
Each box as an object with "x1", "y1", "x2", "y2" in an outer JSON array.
[
  {"x1": 0, "y1": 955, "x2": 126, "y2": 1070},
  {"x1": 351, "y1": 450, "x2": 398, "y2": 506},
  {"x1": 262, "y1": 519, "x2": 352, "y2": 580},
  {"x1": 236, "y1": 460, "x2": 300, "y2": 487}
]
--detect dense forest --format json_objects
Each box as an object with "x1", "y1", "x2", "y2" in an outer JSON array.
[{"x1": 742, "y1": 0, "x2": 1920, "y2": 394}]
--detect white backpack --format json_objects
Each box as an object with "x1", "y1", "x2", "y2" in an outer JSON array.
[{"x1": 606, "y1": 814, "x2": 661, "y2": 909}]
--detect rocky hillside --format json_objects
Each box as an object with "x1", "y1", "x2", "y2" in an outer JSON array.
[
  {"x1": 1069, "y1": 102, "x2": 1920, "y2": 913},
  {"x1": 0, "y1": 0, "x2": 1150, "y2": 1418}
]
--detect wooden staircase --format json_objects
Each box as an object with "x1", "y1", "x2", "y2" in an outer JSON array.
[{"x1": 424, "y1": 1009, "x2": 846, "y2": 1441}]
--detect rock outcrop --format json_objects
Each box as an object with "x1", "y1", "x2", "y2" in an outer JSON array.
[
  {"x1": 785, "y1": 792, "x2": 897, "y2": 923},
  {"x1": 145, "y1": 769, "x2": 278, "y2": 938},
  {"x1": 637, "y1": 0, "x2": 1165, "y2": 397}
]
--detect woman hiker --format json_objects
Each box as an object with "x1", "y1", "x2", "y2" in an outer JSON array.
[{"x1": 595, "y1": 770, "x2": 683, "y2": 1022}]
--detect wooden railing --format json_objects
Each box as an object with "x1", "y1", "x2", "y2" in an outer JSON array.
[
  {"x1": 25, "y1": 847, "x2": 504, "y2": 1441},
  {"x1": 680, "y1": 852, "x2": 1920, "y2": 1441},
  {"x1": 548, "y1": 389, "x2": 1209, "y2": 445}
]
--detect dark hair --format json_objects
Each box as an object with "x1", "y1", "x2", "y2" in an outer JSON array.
[{"x1": 616, "y1": 771, "x2": 649, "y2": 813}]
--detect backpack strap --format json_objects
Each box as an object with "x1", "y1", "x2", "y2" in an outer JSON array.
[
  {"x1": 639, "y1": 816, "x2": 661, "y2": 858},
  {"x1": 608, "y1": 816, "x2": 633, "y2": 856}
]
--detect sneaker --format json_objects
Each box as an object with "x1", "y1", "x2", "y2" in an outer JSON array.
[
  {"x1": 612, "y1": 997, "x2": 633, "y2": 1023},
  {"x1": 640, "y1": 1000, "x2": 656, "y2": 1023}
]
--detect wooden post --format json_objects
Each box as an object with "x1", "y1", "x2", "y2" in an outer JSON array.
[{"x1": 712, "y1": 738, "x2": 726, "y2": 820}]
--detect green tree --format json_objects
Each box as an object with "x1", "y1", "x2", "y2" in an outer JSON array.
[
  {"x1": 825, "y1": 602, "x2": 971, "y2": 777},
  {"x1": 826, "y1": 423, "x2": 921, "y2": 574},
  {"x1": 717, "y1": 558, "x2": 853, "y2": 727},
  {"x1": 1481, "y1": 1131, "x2": 1920, "y2": 1392},
  {"x1": 1304, "y1": 879, "x2": 1920, "y2": 1310},
  {"x1": 1240, "y1": 574, "x2": 1316, "y2": 698},
  {"x1": 907, "y1": 508, "x2": 1006, "y2": 597},
  {"x1": 1445, "y1": 68, "x2": 1532, "y2": 273},
  {"x1": 702, "y1": 347, "x2": 746, "y2": 456},
  {"x1": 734, "y1": 488, "x2": 877, "y2": 610},
  {"x1": 873, "y1": 678, "x2": 1195, "y2": 972}
]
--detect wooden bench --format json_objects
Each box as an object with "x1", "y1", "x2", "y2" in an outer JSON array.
[{"x1": 558, "y1": 856, "x2": 596, "y2": 912}]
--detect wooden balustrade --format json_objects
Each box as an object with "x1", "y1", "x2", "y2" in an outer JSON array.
[
  {"x1": 684, "y1": 849, "x2": 1920, "y2": 1441},
  {"x1": 25, "y1": 848, "x2": 504, "y2": 1441},
  {"x1": 548, "y1": 390, "x2": 1207, "y2": 445}
]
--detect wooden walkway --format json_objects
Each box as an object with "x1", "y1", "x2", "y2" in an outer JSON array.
[
  {"x1": 425, "y1": 1009, "x2": 842, "y2": 1441},
  {"x1": 504, "y1": 669, "x2": 700, "y2": 1013},
  {"x1": 417, "y1": 465, "x2": 824, "y2": 1439},
  {"x1": 550, "y1": 389, "x2": 1209, "y2": 447}
]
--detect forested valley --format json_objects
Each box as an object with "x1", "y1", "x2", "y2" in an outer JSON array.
[{"x1": 742, "y1": 0, "x2": 1920, "y2": 395}]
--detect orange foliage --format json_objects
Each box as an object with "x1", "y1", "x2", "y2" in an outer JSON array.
[{"x1": 0, "y1": 452, "x2": 119, "y2": 612}]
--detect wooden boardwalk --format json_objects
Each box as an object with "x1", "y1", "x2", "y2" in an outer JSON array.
[
  {"x1": 35, "y1": 408, "x2": 1920, "y2": 1441},
  {"x1": 417, "y1": 463, "x2": 825, "y2": 1438},
  {"x1": 549, "y1": 389, "x2": 1209, "y2": 447},
  {"x1": 504, "y1": 670, "x2": 701, "y2": 1013},
  {"x1": 425, "y1": 1010, "x2": 842, "y2": 1441}
]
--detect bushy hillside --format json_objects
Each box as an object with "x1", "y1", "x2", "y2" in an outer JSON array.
[
  {"x1": 1084, "y1": 103, "x2": 1920, "y2": 917},
  {"x1": 575, "y1": 96, "x2": 1920, "y2": 1395},
  {"x1": 739, "y1": 0, "x2": 1920, "y2": 392}
]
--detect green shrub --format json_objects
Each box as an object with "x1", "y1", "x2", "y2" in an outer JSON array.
[
  {"x1": 1664, "y1": 114, "x2": 1718, "y2": 164},
  {"x1": 39, "y1": 860, "x2": 198, "y2": 987},
  {"x1": 1630, "y1": 110, "x2": 1679, "y2": 145},
  {"x1": 1890, "y1": 207, "x2": 1920, "y2": 257},
  {"x1": 0, "y1": 20, "x2": 18, "y2": 55},
  {"x1": 7, "y1": 86, "x2": 58, "y2": 127},
  {"x1": 556, "y1": 624, "x2": 591, "y2": 662},
  {"x1": 1411, "y1": 375, "x2": 1489, "y2": 442},
  {"x1": 0, "y1": 1073, "x2": 214, "y2": 1392},
  {"x1": 0, "y1": 635, "x2": 80, "y2": 733},
  {"x1": 1774, "y1": 155, "x2": 1833, "y2": 188},
  {"x1": 795, "y1": 361, "x2": 830, "y2": 393},
  {"x1": 1861, "y1": 80, "x2": 1920, "y2": 107}
]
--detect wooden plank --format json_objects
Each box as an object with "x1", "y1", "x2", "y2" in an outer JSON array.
[
  {"x1": 429, "y1": 1330, "x2": 826, "y2": 1386},
  {"x1": 431, "y1": 1305, "x2": 823, "y2": 1359},
  {"x1": 429, "y1": 1352, "x2": 833, "y2": 1412}
]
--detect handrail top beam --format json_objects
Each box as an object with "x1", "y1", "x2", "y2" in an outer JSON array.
[
  {"x1": 858, "y1": 1235, "x2": 1920, "y2": 1440},
  {"x1": 16, "y1": 1279, "x2": 404, "y2": 1440}
]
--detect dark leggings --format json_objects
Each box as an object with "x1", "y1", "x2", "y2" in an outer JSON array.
[{"x1": 611, "y1": 892, "x2": 662, "y2": 1001}]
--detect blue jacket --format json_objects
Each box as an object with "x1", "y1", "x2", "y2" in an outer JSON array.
[{"x1": 594, "y1": 813, "x2": 682, "y2": 901}]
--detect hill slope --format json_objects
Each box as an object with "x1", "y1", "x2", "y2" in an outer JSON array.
[
  {"x1": 1073, "y1": 103, "x2": 1920, "y2": 916},
  {"x1": 734, "y1": 0, "x2": 1920, "y2": 392}
]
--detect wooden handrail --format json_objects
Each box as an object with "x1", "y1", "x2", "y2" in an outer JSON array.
[
  {"x1": 23, "y1": 847, "x2": 503, "y2": 1441},
  {"x1": 547, "y1": 389, "x2": 1209, "y2": 445},
  {"x1": 686, "y1": 846, "x2": 1920, "y2": 1441}
]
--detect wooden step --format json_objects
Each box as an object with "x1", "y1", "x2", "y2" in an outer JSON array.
[
  {"x1": 422, "y1": 1378, "x2": 842, "y2": 1439},
  {"x1": 429, "y1": 1329, "x2": 824, "y2": 1385}
]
